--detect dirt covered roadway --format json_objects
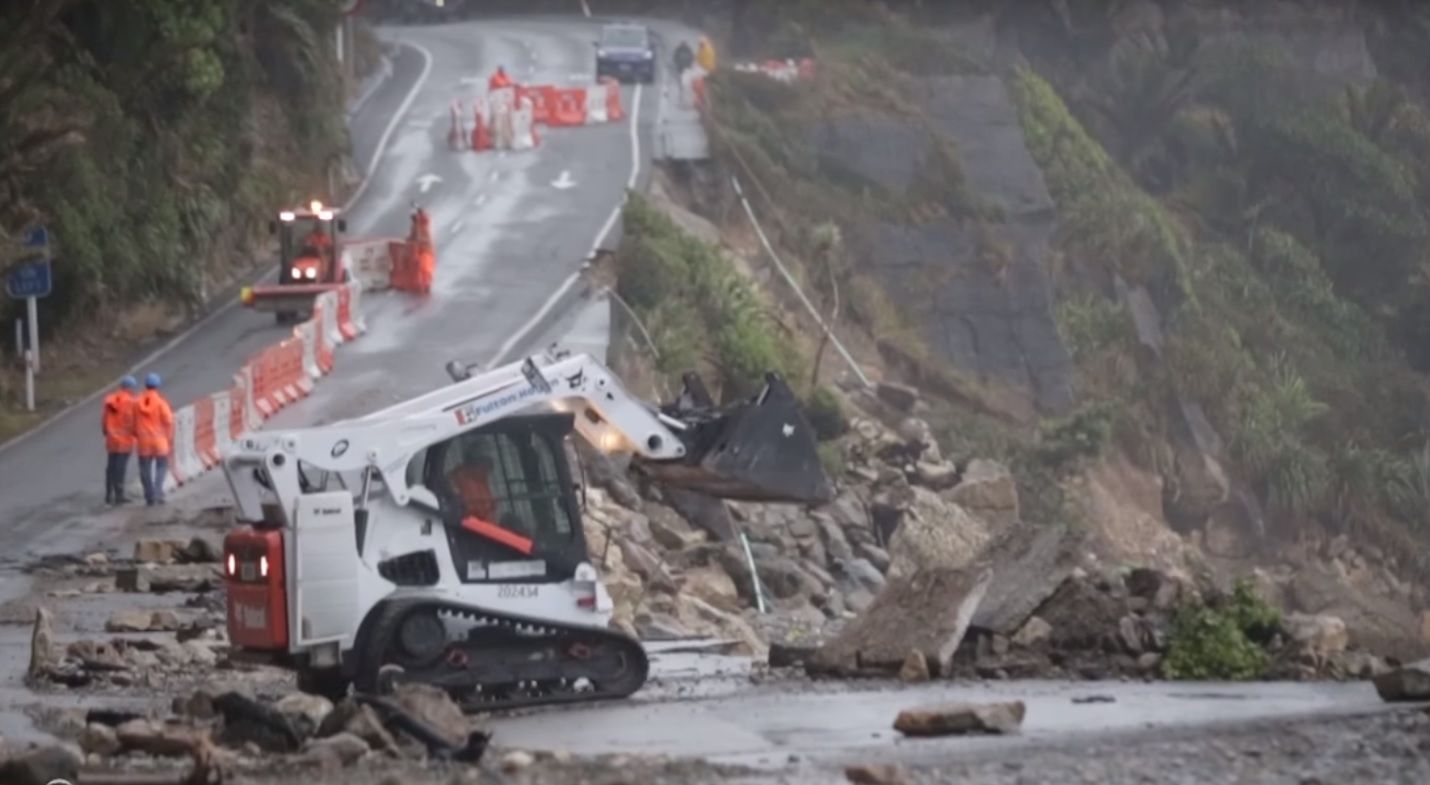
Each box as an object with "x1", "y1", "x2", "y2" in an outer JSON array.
[{"x1": 1, "y1": 493, "x2": 1424, "y2": 785}]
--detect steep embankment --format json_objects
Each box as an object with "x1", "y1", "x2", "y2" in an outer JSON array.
[
  {"x1": 0, "y1": 1, "x2": 371, "y2": 437},
  {"x1": 611, "y1": 1, "x2": 1430, "y2": 661}
]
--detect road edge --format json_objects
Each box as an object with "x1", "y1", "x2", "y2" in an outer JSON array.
[{"x1": 0, "y1": 41, "x2": 433, "y2": 459}]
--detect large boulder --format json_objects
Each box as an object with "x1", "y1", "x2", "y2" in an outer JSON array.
[
  {"x1": 1372, "y1": 658, "x2": 1430, "y2": 702},
  {"x1": 392, "y1": 683, "x2": 470, "y2": 745},
  {"x1": 663, "y1": 489, "x2": 737, "y2": 542},
  {"x1": 27, "y1": 607, "x2": 56, "y2": 681},
  {"x1": 893, "y1": 700, "x2": 1025, "y2": 736},
  {"x1": 673, "y1": 596, "x2": 766, "y2": 656},
  {"x1": 945, "y1": 459, "x2": 1019, "y2": 528},
  {"x1": 682, "y1": 565, "x2": 741, "y2": 611},
  {"x1": 0, "y1": 745, "x2": 81, "y2": 785},
  {"x1": 647, "y1": 504, "x2": 707, "y2": 551},
  {"x1": 810, "y1": 566, "x2": 992, "y2": 677},
  {"x1": 887, "y1": 489, "x2": 992, "y2": 580},
  {"x1": 969, "y1": 526, "x2": 1083, "y2": 636},
  {"x1": 1283, "y1": 613, "x2": 1349, "y2": 657}
]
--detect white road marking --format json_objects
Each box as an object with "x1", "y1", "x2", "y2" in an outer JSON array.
[
  {"x1": 475, "y1": 194, "x2": 488, "y2": 206},
  {"x1": 0, "y1": 40, "x2": 436, "y2": 457},
  {"x1": 488, "y1": 81, "x2": 643, "y2": 369},
  {"x1": 451, "y1": 219, "x2": 466, "y2": 236},
  {"x1": 552, "y1": 170, "x2": 576, "y2": 190},
  {"x1": 490, "y1": 170, "x2": 501, "y2": 182},
  {"x1": 417, "y1": 173, "x2": 443, "y2": 193},
  {"x1": 581, "y1": 0, "x2": 592, "y2": 18}
]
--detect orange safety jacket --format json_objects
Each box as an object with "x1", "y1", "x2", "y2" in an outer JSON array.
[
  {"x1": 448, "y1": 464, "x2": 497, "y2": 522},
  {"x1": 135, "y1": 389, "x2": 175, "y2": 458},
  {"x1": 102, "y1": 390, "x2": 138, "y2": 454},
  {"x1": 489, "y1": 69, "x2": 513, "y2": 90}
]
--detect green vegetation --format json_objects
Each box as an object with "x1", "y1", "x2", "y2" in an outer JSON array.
[
  {"x1": 1163, "y1": 579, "x2": 1281, "y2": 681},
  {"x1": 1010, "y1": 54, "x2": 1430, "y2": 570},
  {"x1": 1, "y1": 0, "x2": 346, "y2": 330},
  {"x1": 617, "y1": 195, "x2": 804, "y2": 402}
]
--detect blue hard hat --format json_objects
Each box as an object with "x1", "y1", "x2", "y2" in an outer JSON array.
[
  {"x1": 120, "y1": 375, "x2": 137, "y2": 390},
  {"x1": 145, "y1": 372, "x2": 162, "y2": 389}
]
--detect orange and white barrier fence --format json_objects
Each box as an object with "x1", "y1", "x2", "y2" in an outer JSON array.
[
  {"x1": 160, "y1": 278, "x2": 374, "y2": 494},
  {"x1": 460, "y1": 79, "x2": 625, "y2": 155}
]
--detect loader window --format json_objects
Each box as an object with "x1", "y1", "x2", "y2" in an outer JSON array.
[{"x1": 430, "y1": 427, "x2": 578, "y2": 576}]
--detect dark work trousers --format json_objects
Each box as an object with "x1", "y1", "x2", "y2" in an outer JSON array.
[
  {"x1": 138, "y1": 455, "x2": 168, "y2": 505},
  {"x1": 105, "y1": 451, "x2": 131, "y2": 503}
]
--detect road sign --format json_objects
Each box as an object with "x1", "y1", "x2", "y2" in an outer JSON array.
[
  {"x1": 22, "y1": 226, "x2": 48, "y2": 249},
  {"x1": 6, "y1": 258, "x2": 52, "y2": 299}
]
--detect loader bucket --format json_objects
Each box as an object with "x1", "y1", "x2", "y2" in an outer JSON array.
[
  {"x1": 638, "y1": 373, "x2": 835, "y2": 506},
  {"x1": 241, "y1": 283, "x2": 344, "y2": 315}
]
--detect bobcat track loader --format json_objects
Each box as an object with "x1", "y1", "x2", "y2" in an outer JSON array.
[{"x1": 221, "y1": 349, "x2": 833, "y2": 711}]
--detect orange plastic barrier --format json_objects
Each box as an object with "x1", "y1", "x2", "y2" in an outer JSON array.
[
  {"x1": 472, "y1": 107, "x2": 492, "y2": 151},
  {"x1": 313, "y1": 298, "x2": 335, "y2": 373},
  {"x1": 551, "y1": 88, "x2": 587, "y2": 126}
]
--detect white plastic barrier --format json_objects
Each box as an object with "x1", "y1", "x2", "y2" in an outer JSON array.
[
  {"x1": 211, "y1": 392, "x2": 233, "y2": 468},
  {"x1": 169, "y1": 405, "x2": 202, "y2": 486},
  {"x1": 512, "y1": 98, "x2": 537, "y2": 151},
  {"x1": 585, "y1": 84, "x2": 608, "y2": 124},
  {"x1": 343, "y1": 239, "x2": 395, "y2": 291}
]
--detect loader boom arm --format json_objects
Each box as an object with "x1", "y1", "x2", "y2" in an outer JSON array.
[{"x1": 223, "y1": 350, "x2": 831, "y2": 524}]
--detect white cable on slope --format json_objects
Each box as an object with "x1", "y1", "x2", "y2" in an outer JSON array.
[{"x1": 731, "y1": 175, "x2": 873, "y2": 389}]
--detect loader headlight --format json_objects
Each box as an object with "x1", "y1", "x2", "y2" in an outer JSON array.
[
  {"x1": 304, "y1": 267, "x2": 318, "y2": 280},
  {"x1": 226, "y1": 554, "x2": 237, "y2": 577},
  {"x1": 290, "y1": 267, "x2": 303, "y2": 280},
  {"x1": 259, "y1": 555, "x2": 269, "y2": 578}
]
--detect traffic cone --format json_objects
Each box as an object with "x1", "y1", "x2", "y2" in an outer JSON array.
[{"x1": 472, "y1": 107, "x2": 491, "y2": 151}]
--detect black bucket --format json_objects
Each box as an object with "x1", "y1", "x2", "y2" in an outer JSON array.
[{"x1": 638, "y1": 373, "x2": 834, "y2": 506}]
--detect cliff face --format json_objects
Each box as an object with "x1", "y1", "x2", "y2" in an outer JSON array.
[{"x1": 659, "y1": 0, "x2": 1430, "y2": 655}]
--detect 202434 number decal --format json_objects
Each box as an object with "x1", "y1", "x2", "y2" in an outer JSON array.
[{"x1": 496, "y1": 585, "x2": 539, "y2": 599}]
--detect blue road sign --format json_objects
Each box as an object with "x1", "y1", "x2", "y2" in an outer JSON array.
[
  {"x1": 21, "y1": 226, "x2": 48, "y2": 249},
  {"x1": 6, "y1": 259, "x2": 53, "y2": 299}
]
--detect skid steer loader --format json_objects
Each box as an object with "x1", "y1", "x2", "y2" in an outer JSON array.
[{"x1": 221, "y1": 349, "x2": 832, "y2": 710}]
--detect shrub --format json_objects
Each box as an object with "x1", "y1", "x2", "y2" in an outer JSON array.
[
  {"x1": 1162, "y1": 605, "x2": 1269, "y2": 681},
  {"x1": 804, "y1": 386, "x2": 848, "y2": 441},
  {"x1": 1035, "y1": 402, "x2": 1115, "y2": 469},
  {"x1": 1163, "y1": 577, "x2": 1279, "y2": 680}
]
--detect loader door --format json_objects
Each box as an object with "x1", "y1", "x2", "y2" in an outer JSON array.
[
  {"x1": 424, "y1": 413, "x2": 589, "y2": 583},
  {"x1": 291, "y1": 491, "x2": 362, "y2": 648}
]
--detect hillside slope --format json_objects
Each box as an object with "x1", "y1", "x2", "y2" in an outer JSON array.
[{"x1": 618, "y1": 0, "x2": 1430, "y2": 658}]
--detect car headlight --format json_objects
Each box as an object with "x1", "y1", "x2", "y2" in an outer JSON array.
[
  {"x1": 596, "y1": 49, "x2": 608, "y2": 59},
  {"x1": 642, "y1": 51, "x2": 653, "y2": 59},
  {"x1": 304, "y1": 267, "x2": 318, "y2": 280},
  {"x1": 290, "y1": 267, "x2": 302, "y2": 279}
]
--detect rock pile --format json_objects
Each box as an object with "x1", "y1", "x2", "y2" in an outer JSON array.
[
  {"x1": 17, "y1": 682, "x2": 493, "y2": 780},
  {"x1": 584, "y1": 407, "x2": 1025, "y2": 657}
]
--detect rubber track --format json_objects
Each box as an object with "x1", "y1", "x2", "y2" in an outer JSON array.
[{"x1": 357, "y1": 598, "x2": 650, "y2": 713}]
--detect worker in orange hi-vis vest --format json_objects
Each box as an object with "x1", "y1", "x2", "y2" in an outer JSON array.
[
  {"x1": 134, "y1": 373, "x2": 175, "y2": 507},
  {"x1": 489, "y1": 65, "x2": 514, "y2": 91},
  {"x1": 409, "y1": 206, "x2": 436, "y2": 294},
  {"x1": 101, "y1": 375, "x2": 139, "y2": 505}
]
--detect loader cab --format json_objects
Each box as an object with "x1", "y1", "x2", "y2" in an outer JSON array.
[
  {"x1": 270, "y1": 201, "x2": 347, "y2": 285},
  {"x1": 420, "y1": 412, "x2": 589, "y2": 584}
]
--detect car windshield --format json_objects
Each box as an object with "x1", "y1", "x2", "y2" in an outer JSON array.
[{"x1": 602, "y1": 26, "x2": 646, "y2": 48}]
